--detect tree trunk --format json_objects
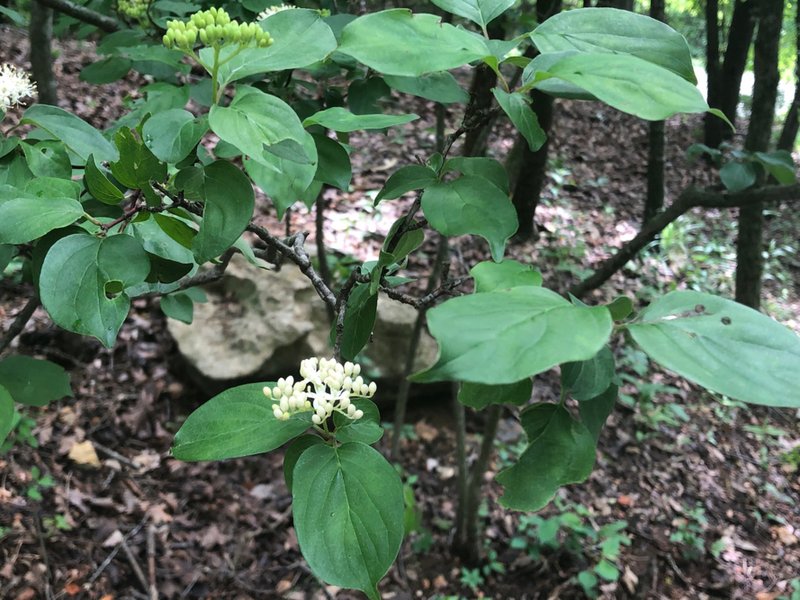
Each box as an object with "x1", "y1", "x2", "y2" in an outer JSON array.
[
  {"x1": 705, "y1": 0, "x2": 756, "y2": 147},
  {"x1": 644, "y1": 0, "x2": 667, "y2": 227},
  {"x1": 509, "y1": 0, "x2": 561, "y2": 241},
  {"x1": 704, "y1": 0, "x2": 721, "y2": 145},
  {"x1": 778, "y1": 0, "x2": 800, "y2": 151},
  {"x1": 29, "y1": 1, "x2": 58, "y2": 106},
  {"x1": 735, "y1": 0, "x2": 783, "y2": 309}
]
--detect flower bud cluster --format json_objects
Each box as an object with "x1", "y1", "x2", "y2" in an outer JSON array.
[
  {"x1": 118, "y1": 0, "x2": 149, "y2": 22},
  {"x1": 257, "y1": 4, "x2": 330, "y2": 20},
  {"x1": 264, "y1": 357, "x2": 377, "y2": 425},
  {"x1": 0, "y1": 64, "x2": 36, "y2": 113},
  {"x1": 162, "y1": 7, "x2": 273, "y2": 52}
]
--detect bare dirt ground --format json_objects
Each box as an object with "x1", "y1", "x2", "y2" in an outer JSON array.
[{"x1": 1, "y1": 24, "x2": 799, "y2": 600}]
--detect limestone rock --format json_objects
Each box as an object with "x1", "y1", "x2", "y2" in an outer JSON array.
[{"x1": 167, "y1": 255, "x2": 438, "y2": 382}]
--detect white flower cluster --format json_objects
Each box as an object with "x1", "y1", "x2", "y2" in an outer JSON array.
[
  {"x1": 264, "y1": 357, "x2": 377, "y2": 425},
  {"x1": 257, "y1": 3, "x2": 296, "y2": 20},
  {"x1": 0, "y1": 64, "x2": 36, "y2": 113}
]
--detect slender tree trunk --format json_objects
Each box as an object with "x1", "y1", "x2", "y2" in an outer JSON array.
[
  {"x1": 735, "y1": 0, "x2": 783, "y2": 309},
  {"x1": 509, "y1": 0, "x2": 562, "y2": 241},
  {"x1": 778, "y1": 0, "x2": 800, "y2": 151},
  {"x1": 704, "y1": 0, "x2": 722, "y2": 144},
  {"x1": 29, "y1": 1, "x2": 57, "y2": 106},
  {"x1": 706, "y1": 0, "x2": 756, "y2": 147},
  {"x1": 644, "y1": 0, "x2": 667, "y2": 227}
]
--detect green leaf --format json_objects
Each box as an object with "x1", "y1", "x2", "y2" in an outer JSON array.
[
  {"x1": 492, "y1": 89, "x2": 545, "y2": 151},
  {"x1": 336, "y1": 284, "x2": 378, "y2": 361},
  {"x1": 421, "y1": 175, "x2": 517, "y2": 262},
  {"x1": 530, "y1": 7, "x2": 696, "y2": 83},
  {"x1": 0, "y1": 356, "x2": 72, "y2": 407},
  {"x1": 143, "y1": 109, "x2": 208, "y2": 163},
  {"x1": 39, "y1": 233, "x2": 150, "y2": 347},
  {"x1": 534, "y1": 53, "x2": 709, "y2": 121},
  {"x1": 471, "y1": 259, "x2": 542, "y2": 293},
  {"x1": 110, "y1": 127, "x2": 167, "y2": 189},
  {"x1": 292, "y1": 442, "x2": 404, "y2": 599},
  {"x1": 209, "y1": 86, "x2": 313, "y2": 166},
  {"x1": 720, "y1": 161, "x2": 757, "y2": 192},
  {"x1": 430, "y1": 0, "x2": 515, "y2": 28},
  {"x1": 594, "y1": 559, "x2": 619, "y2": 582},
  {"x1": 0, "y1": 384, "x2": 13, "y2": 444},
  {"x1": 283, "y1": 434, "x2": 325, "y2": 492},
  {"x1": 348, "y1": 77, "x2": 391, "y2": 114},
  {"x1": 443, "y1": 157, "x2": 509, "y2": 193},
  {"x1": 561, "y1": 346, "x2": 615, "y2": 401},
  {"x1": 0, "y1": 192, "x2": 84, "y2": 244},
  {"x1": 303, "y1": 107, "x2": 418, "y2": 132},
  {"x1": 579, "y1": 383, "x2": 617, "y2": 442},
  {"x1": 627, "y1": 291, "x2": 800, "y2": 407},
  {"x1": 496, "y1": 403, "x2": 596, "y2": 511},
  {"x1": 333, "y1": 398, "x2": 384, "y2": 444},
  {"x1": 79, "y1": 55, "x2": 133, "y2": 84},
  {"x1": 245, "y1": 154, "x2": 318, "y2": 219},
  {"x1": 753, "y1": 150, "x2": 796, "y2": 184},
  {"x1": 412, "y1": 286, "x2": 613, "y2": 384},
  {"x1": 338, "y1": 9, "x2": 490, "y2": 77},
  {"x1": 383, "y1": 72, "x2": 469, "y2": 104},
  {"x1": 20, "y1": 141, "x2": 71, "y2": 179},
  {"x1": 458, "y1": 379, "x2": 532, "y2": 409},
  {"x1": 193, "y1": 160, "x2": 255, "y2": 263},
  {"x1": 159, "y1": 291, "x2": 195, "y2": 323},
  {"x1": 216, "y1": 9, "x2": 337, "y2": 85},
  {"x1": 22, "y1": 104, "x2": 119, "y2": 164},
  {"x1": 84, "y1": 154, "x2": 125, "y2": 204},
  {"x1": 313, "y1": 134, "x2": 352, "y2": 190},
  {"x1": 172, "y1": 382, "x2": 311, "y2": 461},
  {"x1": 0, "y1": 245, "x2": 15, "y2": 272},
  {"x1": 607, "y1": 296, "x2": 634, "y2": 321},
  {"x1": 376, "y1": 165, "x2": 438, "y2": 203}
]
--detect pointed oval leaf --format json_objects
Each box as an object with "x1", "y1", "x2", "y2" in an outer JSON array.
[
  {"x1": 411, "y1": 286, "x2": 613, "y2": 384},
  {"x1": 39, "y1": 233, "x2": 150, "y2": 347},
  {"x1": 172, "y1": 382, "x2": 312, "y2": 461},
  {"x1": 561, "y1": 345, "x2": 615, "y2": 401},
  {"x1": 303, "y1": 107, "x2": 418, "y2": 132},
  {"x1": 430, "y1": 0, "x2": 515, "y2": 28},
  {"x1": 332, "y1": 398, "x2": 384, "y2": 445},
  {"x1": 470, "y1": 259, "x2": 542, "y2": 293},
  {"x1": 0, "y1": 356, "x2": 72, "y2": 407},
  {"x1": 292, "y1": 442, "x2": 404, "y2": 599},
  {"x1": 628, "y1": 291, "x2": 800, "y2": 407},
  {"x1": 338, "y1": 9, "x2": 490, "y2": 77},
  {"x1": 20, "y1": 140, "x2": 71, "y2": 179},
  {"x1": 497, "y1": 403, "x2": 596, "y2": 511},
  {"x1": 492, "y1": 89, "x2": 546, "y2": 151},
  {"x1": 376, "y1": 165, "x2": 438, "y2": 203},
  {"x1": 143, "y1": 109, "x2": 208, "y2": 164},
  {"x1": 283, "y1": 434, "x2": 325, "y2": 492},
  {"x1": 535, "y1": 53, "x2": 709, "y2": 121},
  {"x1": 383, "y1": 72, "x2": 469, "y2": 104},
  {"x1": 21, "y1": 104, "x2": 119, "y2": 164},
  {"x1": 0, "y1": 385, "x2": 13, "y2": 444},
  {"x1": 193, "y1": 160, "x2": 255, "y2": 263},
  {"x1": 0, "y1": 193, "x2": 83, "y2": 244},
  {"x1": 458, "y1": 379, "x2": 532, "y2": 409},
  {"x1": 443, "y1": 157, "x2": 509, "y2": 193},
  {"x1": 85, "y1": 154, "x2": 125, "y2": 204},
  {"x1": 313, "y1": 134, "x2": 352, "y2": 191},
  {"x1": 216, "y1": 9, "x2": 337, "y2": 85},
  {"x1": 421, "y1": 175, "x2": 517, "y2": 262},
  {"x1": 530, "y1": 7, "x2": 696, "y2": 83}
]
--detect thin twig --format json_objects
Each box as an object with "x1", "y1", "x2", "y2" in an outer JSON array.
[
  {"x1": 122, "y1": 538, "x2": 150, "y2": 594},
  {"x1": 34, "y1": 0, "x2": 120, "y2": 31},
  {"x1": 332, "y1": 270, "x2": 360, "y2": 362},
  {"x1": 0, "y1": 296, "x2": 38, "y2": 354},
  {"x1": 86, "y1": 517, "x2": 149, "y2": 586},
  {"x1": 92, "y1": 440, "x2": 140, "y2": 469},
  {"x1": 147, "y1": 524, "x2": 158, "y2": 600}
]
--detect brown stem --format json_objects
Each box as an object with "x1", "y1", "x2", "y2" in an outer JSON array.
[
  {"x1": 0, "y1": 297, "x2": 39, "y2": 354},
  {"x1": 34, "y1": 0, "x2": 120, "y2": 32}
]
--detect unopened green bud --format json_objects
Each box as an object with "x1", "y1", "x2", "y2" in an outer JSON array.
[
  {"x1": 199, "y1": 28, "x2": 209, "y2": 44},
  {"x1": 162, "y1": 33, "x2": 172, "y2": 47},
  {"x1": 185, "y1": 28, "x2": 197, "y2": 46}
]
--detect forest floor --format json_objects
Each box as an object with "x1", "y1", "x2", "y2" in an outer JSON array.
[{"x1": 1, "y1": 26, "x2": 800, "y2": 600}]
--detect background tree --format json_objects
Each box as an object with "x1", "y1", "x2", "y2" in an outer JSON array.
[
  {"x1": 735, "y1": 0, "x2": 783, "y2": 308},
  {"x1": 644, "y1": 0, "x2": 667, "y2": 226},
  {"x1": 29, "y1": 0, "x2": 57, "y2": 105},
  {"x1": 778, "y1": 0, "x2": 800, "y2": 151}
]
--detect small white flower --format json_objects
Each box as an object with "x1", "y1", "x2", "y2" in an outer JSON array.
[
  {"x1": 0, "y1": 64, "x2": 36, "y2": 113},
  {"x1": 264, "y1": 357, "x2": 377, "y2": 425}
]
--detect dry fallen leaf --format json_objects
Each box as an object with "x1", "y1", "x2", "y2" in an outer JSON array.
[
  {"x1": 102, "y1": 530, "x2": 124, "y2": 548},
  {"x1": 68, "y1": 441, "x2": 101, "y2": 467},
  {"x1": 63, "y1": 581, "x2": 81, "y2": 596}
]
